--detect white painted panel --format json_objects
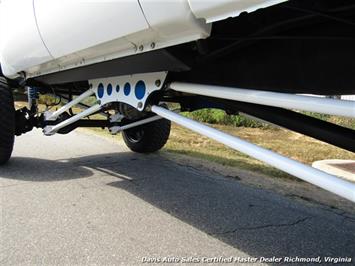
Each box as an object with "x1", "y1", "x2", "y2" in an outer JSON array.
[
  {"x1": 138, "y1": 0, "x2": 210, "y2": 39},
  {"x1": 0, "y1": 0, "x2": 52, "y2": 77},
  {"x1": 188, "y1": 0, "x2": 287, "y2": 22},
  {"x1": 34, "y1": 0, "x2": 149, "y2": 58},
  {"x1": 26, "y1": 0, "x2": 212, "y2": 78}
]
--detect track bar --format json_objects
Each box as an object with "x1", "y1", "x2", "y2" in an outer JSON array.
[
  {"x1": 169, "y1": 82, "x2": 355, "y2": 118},
  {"x1": 151, "y1": 105, "x2": 355, "y2": 203},
  {"x1": 109, "y1": 115, "x2": 162, "y2": 134}
]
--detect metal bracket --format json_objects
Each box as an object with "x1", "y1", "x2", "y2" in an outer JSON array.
[
  {"x1": 90, "y1": 71, "x2": 167, "y2": 111},
  {"x1": 42, "y1": 72, "x2": 167, "y2": 136},
  {"x1": 110, "y1": 113, "x2": 124, "y2": 123}
]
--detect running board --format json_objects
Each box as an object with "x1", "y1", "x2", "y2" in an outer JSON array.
[
  {"x1": 169, "y1": 82, "x2": 355, "y2": 118},
  {"x1": 151, "y1": 105, "x2": 355, "y2": 203}
]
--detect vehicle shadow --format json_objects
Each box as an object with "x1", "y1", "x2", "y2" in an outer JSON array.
[
  {"x1": 2, "y1": 152, "x2": 355, "y2": 260},
  {"x1": 73, "y1": 152, "x2": 355, "y2": 260},
  {"x1": 0, "y1": 156, "x2": 92, "y2": 181}
]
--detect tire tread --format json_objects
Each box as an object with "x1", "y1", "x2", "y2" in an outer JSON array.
[
  {"x1": 122, "y1": 118, "x2": 171, "y2": 153},
  {"x1": 0, "y1": 76, "x2": 15, "y2": 165}
]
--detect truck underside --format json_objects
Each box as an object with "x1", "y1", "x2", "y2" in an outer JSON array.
[
  {"x1": 1, "y1": 0, "x2": 355, "y2": 202},
  {"x1": 29, "y1": 0, "x2": 355, "y2": 95}
]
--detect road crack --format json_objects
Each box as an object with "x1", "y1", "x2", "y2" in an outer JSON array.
[
  {"x1": 286, "y1": 193, "x2": 355, "y2": 224},
  {"x1": 213, "y1": 217, "x2": 311, "y2": 235}
]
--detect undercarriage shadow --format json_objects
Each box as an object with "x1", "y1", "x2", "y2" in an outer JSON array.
[{"x1": 0, "y1": 157, "x2": 92, "y2": 181}]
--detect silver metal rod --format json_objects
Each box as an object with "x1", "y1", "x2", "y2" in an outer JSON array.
[
  {"x1": 152, "y1": 105, "x2": 355, "y2": 203},
  {"x1": 169, "y1": 82, "x2": 355, "y2": 118},
  {"x1": 58, "y1": 94, "x2": 108, "y2": 118},
  {"x1": 46, "y1": 88, "x2": 95, "y2": 120},
  {"x1": 44, "y1": 104, "x2": 101, "y2": 135},
  {"x1": 109, "y1": 115, "x2": 162, "y2": 134}
]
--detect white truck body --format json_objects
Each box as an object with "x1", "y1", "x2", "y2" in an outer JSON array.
[{"x1": 0, "y1": 0, "x2": 285, "y2": 79}]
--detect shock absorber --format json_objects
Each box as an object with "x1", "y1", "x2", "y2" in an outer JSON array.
[
  {"x1": 27, "y1": 86, "x2": 39, "y2": 112},
  {"x1": 15, "y1": 87, "x2": 40, "y2": 136}
]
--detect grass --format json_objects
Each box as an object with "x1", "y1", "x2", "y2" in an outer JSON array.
[
  {"x1": 301, "y1": 111, "x2": 355, "y2": 130},
  {"x1": 183, "y1": 108, "x2": 355, "y2": 130},
  {"x1": 165, "y1": 109, "x2": 354, "y2": 179},
  {"x1": 86, "y1": 122, "x2": 354, "y2": 180},
  {"x1": 163, "y1": 123, "x2": 354, "y2": 180}
]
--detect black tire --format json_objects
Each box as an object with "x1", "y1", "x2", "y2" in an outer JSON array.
[
  {"x1": 0, "y1": 77, "x2": 15, "y2": 165},
  {"x1": 122, "y1": 118, "x2": 171, "y2": 153}
]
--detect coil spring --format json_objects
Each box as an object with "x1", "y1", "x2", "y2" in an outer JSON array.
[{"x1": 27, "y1": 87, "x2": 39, "y2": 100}]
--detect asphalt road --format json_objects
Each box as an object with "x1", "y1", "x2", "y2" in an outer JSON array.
[{"x1": 1, "y1": 129, "x2": 354, "y2": 265}]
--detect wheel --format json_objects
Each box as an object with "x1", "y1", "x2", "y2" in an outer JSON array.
[
  {"x1": 122, "y1": 118, "x2": 171, "y2": 153},
  {"x1": 0, "y1": 76, "x2": 15, "y2": 165}
]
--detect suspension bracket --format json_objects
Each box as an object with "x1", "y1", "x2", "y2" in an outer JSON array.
[
  {"x1": 42, "y1": 72, "x2": 167, "y2": 135},
  {"x1": 90, "y1": 71, "x2": 167, "y2": 111}
]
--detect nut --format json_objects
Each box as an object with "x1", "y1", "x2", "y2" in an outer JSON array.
[{"x1": 155, "y1": 80, "x2": 161, "y2": 87}]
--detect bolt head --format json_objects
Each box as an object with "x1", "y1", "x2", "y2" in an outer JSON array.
[
  {"x1": 151, "y1": 42, "x2": 156, "y2": 49},
  {"x1": 155, "y1": 80, "x2": 161, "y2": 87},
  {"x1": 139, "y1": 45, "x2": 144, "y2": 51}
]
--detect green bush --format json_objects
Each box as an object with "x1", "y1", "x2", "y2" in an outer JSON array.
[
  {"x1": 182, "y1": 109, "x2": 269, "y2": 128},
  {"x1": 181, "y1": 109, "x2": 354, "y2": 130},
  {"x1": 301, "y1": 111, "x2": 330, "y2": 121}
]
